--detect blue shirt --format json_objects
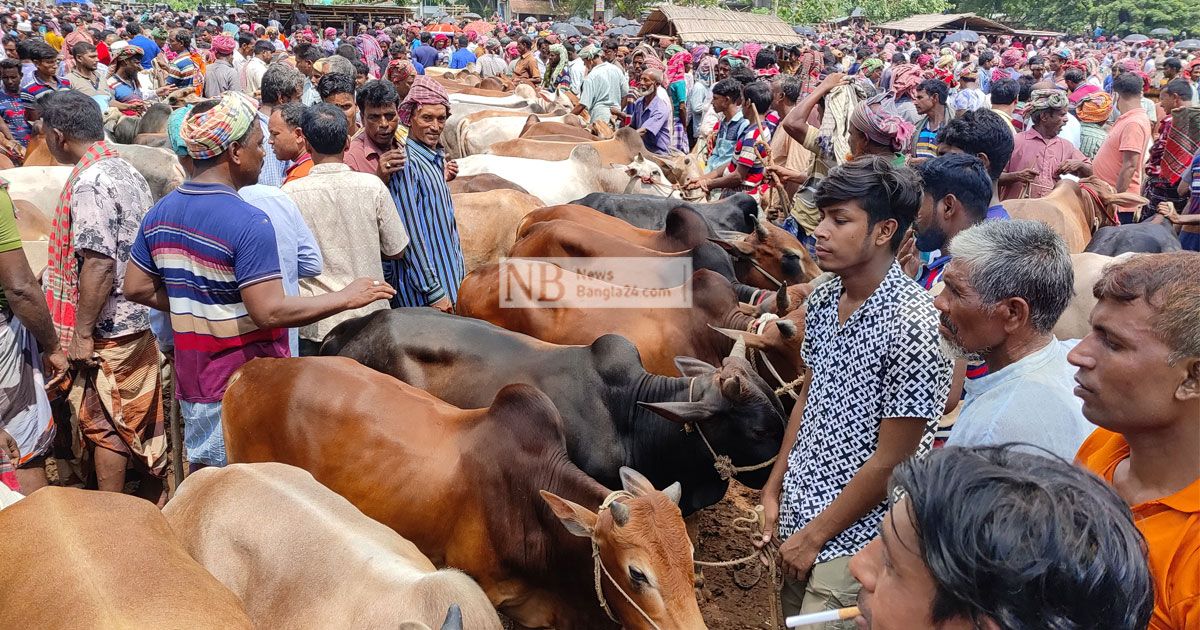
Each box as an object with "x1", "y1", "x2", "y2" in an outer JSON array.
[
  {"x1": 0, "y1": 90, "x2": 30, "y2": 146},
  {"x1": 412, "y1": 44, "x2": 439, "y2": 69},
  {"x1": 239, "y1": 185, "x2": 324, "y2": 356},
  {"x1": 449, "y1": 48, "x2": 477, "y2": 70},
  {"x1": 986, "y1": 203, "x2": 1010, "y2": 220},
  {"x1": 385, "y1": 138, "x2": 465, "y2": 306},
  {"x1": 256, "y1": 112, "x2": 288, "y2": 187},
  {"x1": 128, "y1": 35, "x2": 161, "y2": 70}
]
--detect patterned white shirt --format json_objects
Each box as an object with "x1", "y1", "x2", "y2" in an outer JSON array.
[{"x1": 778, "y1": 262, "x2": 952, "y2": 561}]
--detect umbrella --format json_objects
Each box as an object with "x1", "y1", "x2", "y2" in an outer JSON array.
[
  {"x1": 793, "y1": 25, "x2": 817, "y2": 37},
  {"x1": 462, "y1": 12, "x2": 482, "y2": 19},
  {"x1": 1175, "y1": 39, "x2": 1200, "y2": 50},
  {"x1": 426, "y1": 23, "x2": 459, "y2": 34},
  {"x1": 569, "y1": 16, "x2": 591, "y2": 25},
  {"x1": 609, "y1": 16, "x2": 635, "y2": 26},
  {"x1": 463, "y1": 20, "x2": 494, "y2": 36},
  {"x1": 1123, "y1": 33, "x2": 1149, "y2": 43},
  {"x1": 524, "y1": 16, "x2": 537, "y2": 23},
  {"x1": 551, "y1": 22, "x2": 581, "y2": 38},
  {"x1": 225, "y1": 7, "x2": 245, "y2": 15},
  {"x1": 942, "y1": 29, "x2": 978, "y2": 43},
  {"x1": 607, "y1": 25, "x2": 641, "y2": 37},
  {"x1": 1149, "y1": 27, "x2": 1173, "y2": 36}
]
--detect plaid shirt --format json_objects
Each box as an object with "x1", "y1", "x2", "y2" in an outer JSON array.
[{"x1": 0, "y1": 90, "x2": 31, "y2": 146}]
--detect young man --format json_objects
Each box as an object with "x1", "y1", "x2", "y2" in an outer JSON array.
[
  {"x1": 125, "y1": 92, "x2": 394, "y2": 469},
  {"x1": 849, "y1": 445, "x2": 1154, "y2": 630},
  {"x1": 908, "y1": 78, "x2": 951, "y2": 160},
  {"x1": 1070, "y1": 253, "x2": 1200, "y2": 630},
  {"x1": 40, "y1": 90, "x2": 167, "y2": 503},
  {"x1": 126, "y1": 22, "x2": 160, "y2": 71},
  {"x1": 573, "y1": 41, "x2": 626, "y2": 126},
  {"x1": 1091, "y1": 72, "x2": 1153, "y2": 223},
  {"x1": 164, "y1": 30, "x2": 204, "y2": 94},
  {"x1": 988, "y1": 77, "x2": 1019, "y2": 132},
  {"x1": 202, "y1": 34, "x2": 238, "y2": 98},
  {"x1": 64, "y1": 42, "x2": 104, "y2": 99},
  {"x1": 0, "y1": 59, "x2": 32, "y2": 151},
  {"x1": 317, "y1": 71, "x2": 358, "y2": 137},
  {"x1": 242, "y1": 40, "x2": 273, "y2": 98},
  {"x1": 758, "y1": 156, "x2": 953, "y2": 622},
  {"x1": 934, "y1": 108, "x2": 1015, "y2": 219},
  {"x1": 1144, "y1": 79, "x2": 1198, "y2": 212},
  {"x1": 256, "y1": 62, "x2": 303, "y2": 187},
  {"x1": 449, "y1": 35, "x2": 475, "y2": 70},
  {"x1": 386, "y1": 76, "x2": 465, "y2": 312},
  {"x1": 345, "y1": 79, "x2": 405, "y2": 180},
  {"x1": 411, "y1": 32, "x2": 437, "y2": 70},
  {"x1": 512, "y1": 36, "x2": 541, "y2": 87},
  {"x1": 105, "y1": 43, "x2": 147, "y2": 115},
  {"x1": 268, "y1": 101, "x2": 312, "y2": 183},
  {"x1": 687, "y1": 80, "x2": 774, "y2": 199},
  {"x1": 933, "y1": 219, "x2": 1092, "y2": 458},
  {"x1": 19, "y1": 40, "x2": 67, "y2": 120},
  {"x1": 905, "y1": 153, "x2": 997, "y2": 287},
  {"x1": 691, "y1": 78, "x2": 748, "y2": 178},
  {"x1": 292, "y1": 41, "x2": 322, "y2": 106}
]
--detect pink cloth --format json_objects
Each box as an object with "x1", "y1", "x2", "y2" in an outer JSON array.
[
  {"x1": 1001, "y1": 128, "x2": 1089, "y2": 200},
  {"x1": 1092, "y1": 107, "x2": 1152, "y2": 200},
  {"x1": 345, "y1": 131, "x2": 390, "y2": 176}
]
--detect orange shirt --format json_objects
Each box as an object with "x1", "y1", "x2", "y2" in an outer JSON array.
[
  {"x1": 1091, "y1": 107, "x2": 1151, "y2": 200},
  {"x1": 283, "y1": 154, "x2": 313, "y2": 184},
  {"x1": 1076, "y1": 428, "x2": 1200, "y2": 630}
]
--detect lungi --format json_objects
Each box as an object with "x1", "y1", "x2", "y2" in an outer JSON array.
[{"x1": 0, "y1": 309, "x2": 54, "y2": 466}]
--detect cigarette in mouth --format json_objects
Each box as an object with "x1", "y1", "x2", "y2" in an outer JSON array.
[{"x1": 785, "y1": 606, "x2": 861, "y2": 627}]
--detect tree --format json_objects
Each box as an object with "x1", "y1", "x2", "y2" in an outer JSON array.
[
  {"x1": 952, "y1": 0, "x2": 1199, "y2": 34},
  {"x1": 777, "y1": 0, "x2": 947, "y2": 26}
]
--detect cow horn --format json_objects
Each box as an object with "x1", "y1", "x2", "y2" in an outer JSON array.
[
  {"x1": 775, "y1": 282, "x2": 790, "y2": 316},
  {"x1": 439, "y1": 605, "x2": 463, "y2": 630},
  {"x1": 662, "y1": 482, "x2": 682, "y2": 505},
  {"x1": 729, "y1": 335, "x2": 747, "y2": 360},
  {"x1": 720, "y1": 374, "x2": 744, "y2": 400},
  {"x1": 609, "y1": 500, "x2": 630, "y2": 527},
  {"x1": 752, "y1": 213, "x2": 769, "y2": 240}
]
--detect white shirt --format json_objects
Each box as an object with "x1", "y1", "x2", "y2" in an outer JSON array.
[{"x1": 243, "y1": 57, "x2": 267, "y2": 97}]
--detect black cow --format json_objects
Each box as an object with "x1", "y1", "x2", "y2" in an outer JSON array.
[
  {"x1": 321, "y1": 308, "x2": 785, "y2": 516},
  {"x1": 572, "y1": 192, "x2": 759, "y2": 234},
  {"x1": 1085, "y1": 220, "x2": 1182, "y2": 255}
]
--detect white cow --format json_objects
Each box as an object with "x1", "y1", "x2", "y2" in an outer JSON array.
[
  {"x1": 1053, "y1": 252, "x2": 1137, "y2": 341},
  {"x1": 163, "y1": 462, "x2": 502, "y2": 630},
  {"x1": 455, "y1": 145, "x2": 674, "y2": 206},
  {"x1": 459, "y1": 113, "x2": 582, "y2": 157}
]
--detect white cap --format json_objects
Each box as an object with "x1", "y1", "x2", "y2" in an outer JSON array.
[{"x1": 16, "y1": 22, "x2": 32, "y2": 33}]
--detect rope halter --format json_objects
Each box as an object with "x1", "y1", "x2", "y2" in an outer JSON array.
[{"x1": 592, "y1": 490, "x2": 661, "y2": 629}]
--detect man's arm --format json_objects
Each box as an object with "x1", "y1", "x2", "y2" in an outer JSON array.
[
  {"x1": 240, "y1": 277, "x2": 394, "y2": 330},
  {"x1": 68, "y1": 251, "x2": 115, "y2": 363},
  {"x1": 390, "y1": 173, "x2": 445, "y2": 302},
  {"x1": 1115, "y1": 149, "x2": 1139, "y2": 193},
  {"x1": 124, "y1": 262, "x2": 170, "y2": 312},
  {"x1": 780, "y1": 72, "x2": 844, "y2": 144},
  {"x1": 758, "y1": 372, "x2": 811, "y2": 548}
]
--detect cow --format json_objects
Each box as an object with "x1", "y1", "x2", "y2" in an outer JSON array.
[
  {"x1": 508, "y1": 220, "x2": 739, "y2": 288},
  {"x1": 14, "y1": 143, "x2": 185, "y2": 201},
  {"x1": 455, "y1": 145, "x2": 673, "y2": 206},
  {"x1": 1083, "y1": 218, "x2": 1181, "y2": 255},
  {"x1": 456, "y1": 264, "x2": 805, "y2": 393},
  {"x1": 446, "y1": 173, "x2": 533, "y2": 196},
  {"x1": 222, "y1": 357, "x2": 706, "y2": 630},
  {"x1": 517, "y1": 204, "x2": 715, "y2": 252},
  {"x1": 1052, "y1": 252, "x2": 1139, "y2": 341},
  {"x1": 0, "y1": 486, "x2": 253, "y2": 628},
  {"x1": 488, "y1": 127, "x2": 645, "y2": 165},
  {"x1": 163, "y1": 462, "x2": 502, "y2": 629},
  {"x1": 573, "y1": 192, "x2": 759, "y2": 233},
  {"x1": 458, "y1": 113, "x2": 585, "y2": 158},
  {"x1": 521, "y1": 120, "x2": 598, "y2": 140},
  {"x1": 1004, "y1": 177, "x2": 1148, "y2": 254},
  {"x1": 712, "y1": 215, "x2": 823, "y2": 288},
  {"x1": 454, "y1": 189, "x2": 546, "y2": 272},
  {"x1": 322, "y1": 308, "x2": 785, "y2": 514}
]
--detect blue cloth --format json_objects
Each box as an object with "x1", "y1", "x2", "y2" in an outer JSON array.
[
  {"x1": 916, "y1": 254, "x2": 952, "y2": 290},
  {"x1": 0, "y1": 90, "x2": 30, "y2": 146},
  {"x1": 256, "y1": 112, "x2": 288, "y2": 187},
  {"x1": 128, "y1": 35, "x2": 160, "y2": 70},
  {"x1": 181, "y1": 400, "x2": 226, "y2": 466},
  {"x1": 449, "y1": 48, "x2": 476, "y2": 70},
  {"x1": 239, "y1": 185, "x2": 324, "y2": 356},
  {"x1": 385, "y1": 138, "x2": 465, "y2": 306},
  {"x1": 985, "y1": 203, "x2": 1010, "y2": 220},
  {"x1": 167, "y1": 54, "x2": 197, "y2": 88},
  {"x1": 708, "y1": 111, "x2": 749, "y2": 174},
  {"x1": 625, "y1": 91, "x2": 673, "y2": 155},
  {"x1": 980, "y1": 69, "x2": 992, "y2": 94},
  {"x1": 413, "y1": 59, "x2": 425, "y2": 75},
  {"x1": 412, "y1": 44, "x2": 438, "y2": 69}
]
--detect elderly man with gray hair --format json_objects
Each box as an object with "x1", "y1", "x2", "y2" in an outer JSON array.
[{"x1": 933, "y1": 219, "x2": 1094, "y2": 458}]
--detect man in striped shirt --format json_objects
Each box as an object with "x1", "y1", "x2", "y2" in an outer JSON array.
[
  {"x1": 124, "y1": 93, "x2": 394, "y2": 469},
  {"x1": 386, "y1": 76, "x2": 464, "y2": 311}
]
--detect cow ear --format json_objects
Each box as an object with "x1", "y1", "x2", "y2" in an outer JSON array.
[
  {"x1": 674, "y1": 356, "x2": 717, "y2": 376},
  {"x1": 662, "y1": 481, "x2": 682, "y2": 505},
  {"x1": 619, "y1": 466, "x2": 657, "y2": 497},
  {"x1": 540, "y1": 490, "x2": 597, "y2": 538},
  {"x1": 708, "y1": 237, "x2": 754, "y2": 257},
  {"x1": 776, "y1": 319, "x2": 799, "y2": 339}
]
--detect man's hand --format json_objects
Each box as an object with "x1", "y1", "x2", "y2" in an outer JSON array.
[
  {"x1": 338, "y1": 278, "x2": 396, "y2": 310},
  {"x1": 1158, "y1": 201, "x2": 1181, "y2": 223},
  {"x1": 66, "y1": 333, "x2": 97, "y2": 367},
  {"x1": 778, "y1": 528, "x2": 824, "y2": 582},
  {"x1": 1055, "y1": 160, "x2": 1088, "y2": 178},
  {"x1": 682, "y1": 177, "x2": 709, "y2": 192},
  {"x1": 765, "y1": 164, "x2": 806, "y2": 186},
  {"x1": 429, "y1": 296, "x2": 453, "y2": 313},
  {"x1": 756, "y1": 489, "x2": 781, "y2": 550},
  {"x1": 378, "y1": 147, "x2": 406, "y2": 180},
  {"x1": 42, "y1": 348, "x2": 68, "y2": 383},
  {"x1": 1012, "y1": 167, "x2": 1038, "y2": 183},
  {"x1": 0, "y1": 430, "x2": 18, "y2": 465},
  {"x1": 444, "y1": 159, "x2": 458, "y2": 182},
  {"x1": 816, "y1": 72, "x2": 847, "y2": 93},
  {"x1": 897, "y1": 228, "x2": 920, "y2": 279}
]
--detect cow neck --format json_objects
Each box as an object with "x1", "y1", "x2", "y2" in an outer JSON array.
[{"x1": 621, "y1": 372, "x2": 692, "y2": 432}]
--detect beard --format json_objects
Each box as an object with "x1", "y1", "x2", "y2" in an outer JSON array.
[
  {"x1": 937, "y1": 313, "x2": 987, "y2": 362},
  {"x1": 914, "y1": 223, "x2": 947, "y2": 253},
  {"x1": 638, "y1": 85, "x2": 656, "y2": 98}
]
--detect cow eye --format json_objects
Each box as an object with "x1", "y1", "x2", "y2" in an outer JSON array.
[{"x1": 629, "y1": 567, "x2": 649, "y2": 585}]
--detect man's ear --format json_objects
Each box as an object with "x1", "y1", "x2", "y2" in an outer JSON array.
[
  {"x1": 1177, "y1": 358, "x2": 1200, "y2": 402},
  {"x1": 875, "y1": 218, "x2": 899, "y2": 247},
  {"x1": 975, "y1": 151, "x2": 992, "y2": 174}
]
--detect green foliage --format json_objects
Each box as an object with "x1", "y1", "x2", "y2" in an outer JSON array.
[
  {"x1": 776, "y1": 0, "x2": 947, "y2": 26},
  {"x1": 952, "y1": 0, "x2": 1200, "y2": 34}
]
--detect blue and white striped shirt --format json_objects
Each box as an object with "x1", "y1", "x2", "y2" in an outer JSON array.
[{"x1": 384, "y1": 137, "x2": 465, "y2": 306}]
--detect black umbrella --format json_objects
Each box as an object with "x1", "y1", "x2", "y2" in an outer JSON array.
[
  {"x1": 793, "y1": 25, "x2": 817, "y2": 37},
  {"x1": 610, "y1": 16, "x2": 635, "y2": 26},
  {"x1": 1149, "y1": 27, "x2": 1173, "y2": 36},
  {"x1": 551, "y1": 22, "x2": 582, "y2": 38},
  {"x1": 1123, "y1": 33, "x2": 1149, "y2": 43},
  {"x1": 607, "y1": 25, "x2": 641, "y2": 37},
  {"x1": 942, "y1": 29, "x2": 979, "y2": 43},
  {"x1": 462, "y1": 12, "x2": 482, "y2": 19},
  {"x1": 569, "y1": 16, "x2": 591, "y2": 25},
  {"x1": 1175, "y1": 38, "x2": 1200, "y2": 50}
]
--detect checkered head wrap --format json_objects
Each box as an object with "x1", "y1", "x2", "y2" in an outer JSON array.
[{"x1": 181, "y1": 91, "x2": 259, "y2": 159}]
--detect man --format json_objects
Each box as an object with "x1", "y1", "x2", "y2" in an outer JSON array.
[
  {"x1": 283, "y1": 103, "x2": 408, "y2": 356},
  {"x1": 476, "y1": 40, "x2": 505, "y2": 78},
  {"x1": 411, "y1": 32, "x2": 437, "y2": 70},
  {"x1": 40, "y1": 90, "x2": 166, "y2": 502},
  {"x1": 565, "y1": 44, "x2": 585, "y2": 95},
  {"x1": 933, "y1": 219, "x2": 1092, "y2": 457},
  {"x1": 999, "y1": 88, "x2": 1089, "y2": 200},
  {"x1": 621, "y1": 69, "x2": 674, "y2": 156},
  {"x1": 1028, "y1": 55, "x2": 1047, "y2": 82},
  {"x1": 317, "y1": 71, "x2": 358, "y2": 139},
  {"x1": 1143, "y1": 79, "x2": 1197, "y2": 213},
  {"x1": 1091, "y1": 73, "x2": 1153, "y2": 223},
  {"x1": 292, "y1": 42, "x2": 322, "y2": 106},
  {"x1": 988, "y1": 77, "x2": 1019, "y2": 132},
  {"x1": 269, "y1": 101, "x2": 312, "y2": 183},
  {"x1": 243, "y1": 40, "x2": 273, "y2": 98},
  {"x1": 256, "y1": 62, "x2": 303, "y2": 187},
  {"x1": 764, "y1": 75, "x2": 815, "y2": 220},
  {"x1": 1071, "y1": 253, "x2": 1200, "y2": 630},
  {"x1": 0, "y1": 59, "x2": 32, "y2": 151},
  {"x1": 686, "y1": 80, "x2": 773, "y2": 199},
  {"x1": 202, "y1": 34, "x2": 238, "y2": 98},
  {"x1": 164, "y1": 30, "x2": 204, "y2": 94},
  {"x1": 125, "y1": 92, "x2": 394, "y2": 469},
  {"x1": 978, "y1": 50, "x2": 995, "y2": 94},
  {"x1": 64, "y1": 42, "x2": 104, "y2": 98},
  {"x1": 105, "y1": 42, "x2": 147, "y2": 115},
  {"x1": 694, "y1": 78, "x2": 748, "y2": 177},
  {"x1": 934, "y1": 108, "x2": 1015, "y2": 219},
  {"x1": 1076, "y1": 91, "x2": 1113, "y2": 159},
  {"x1": 907, "y1": 153, "x2": 1000, "y2": 288},
  {"x1": 573, "y1": 42, "x2": 625, "y2": 125},
  {"x1": 849, "y1": 445, "x2": 1154, "y2": 630},
  {"x1": 449, "y1": 35, "x2": 475, "y2": 70},
  {"x1": 233, "y1": 31, "x2": 255, "y2": 91},
  {"x1": 512, "y1": 36, "x2": 541, "y2": 87},
  {"x1": 19, "y1": 41, "x2": 68, "y2": 120},
  {"x1": 908, "y1": 79, "x2": 951, "y2": 160},
  {"x1": 126, "y1": 22, "x2": 159, "y2": 71},
  {"x1": 758, "y1": 156, "x2": 952, "y2": 621},
  {"x1": 345, "y1": 79, "x2": 406, "y2": 181},
  {"x1": 386, "y1": 76, "x2": 465, "y2": 311}
]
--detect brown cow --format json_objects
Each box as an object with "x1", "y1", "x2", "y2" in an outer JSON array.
[
  {"x1": 222, "y1": 357, "x2": 705, "y2": 630},
  {"x1": 489, "y1": 127, "x2": 644, "y2": 165},
  {"x1": 517, "y1": 204, "x2": 713, "y2": 252},
  {"x1": 713, "y1": 215, "x2": 822, "y2": 289},
  {"x1": 454, "y1": 189, "x2": 546, "y2": 272},
  {"x1": 164, "y1": 463, "x2": 502, "y2": 629},
  {"x1": 521, "y1": 120, "x2": 597, "y2": 140},
  {"x1": 0, "y1": 487, "x2": 253, "y2": 629},
  {"x1": 447, "y1": 173, "x2": 533, "y2": 195},
  {"x1": 1004, "y1": 177, "x2": 1147, "y2": 254}
]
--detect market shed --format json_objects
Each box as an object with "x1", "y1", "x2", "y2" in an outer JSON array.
[
  {"x1": 875, "y1": 12, "x2": 1014, "y2": 36},
  {"x1": 636, "y1": 5, "x2": 805, "y2": 45}
]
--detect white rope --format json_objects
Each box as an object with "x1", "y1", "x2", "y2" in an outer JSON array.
[{"x1": 683, "y1": 377, "x2": 780, "y2": 480}]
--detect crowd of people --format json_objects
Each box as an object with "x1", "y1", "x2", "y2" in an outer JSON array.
[{"x1": 0, "y1": 3, "x2": 1195, "y2": 629}]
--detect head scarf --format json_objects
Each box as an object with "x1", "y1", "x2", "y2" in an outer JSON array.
[
  {"x1": 387, "y1": 58, "x2": 416, "y2": 83},
  {"x1": 859, "y1": 57, "x2": 883, "y2": 75},
  {"x1": 109, "y1": 41, "x2": 143, "y2": 64},
  {"x1": 398, "y1": 75, "x2": 450, "y2": 127},
  {"x1": 1076, "y1": 92, "x2": 1113, "y2": 124},
  {"x1": 324, "y1": 26, "x2": 336, "y2": 38},
  {"x1": 167, "y1": 104, "x2": 195, "y2": 158},
  {"x1": 633, "y1": 44, "x2": 666, "y2": 73},
  {"x1": 949, "y1": 88, "x2": 987, "y2": 112},
  {"x1": 543, "y1": 43, "x2": 568, "y2": 88},
  {"x1": 578, "y1": 44, "x2": 600, "y2": 60},
  {"x1": 666, "y1": 50, "x2": 690, "y2": 84},
  {"x1": 1000, "y1": 47, "x2": 1022, "y2": 68},
  {"x1": 210, "y1": 34, "x2": 235, "y2": 55},
  {"x1": 850, "y1": 95, "x2": 913, "y2": 152},
  {"x1": 181, "y1": 91, "x2": 258, "y2": 160},
  {"x1": 1119, "y1": 57, "x2": 1140, "y2": 73},
  {"x1": 690, "y1": 45, "x2": 707, "y2": 65},
  {"x1": 915, "y1": 53, "x2": 932, "y2": 68},
  {"x1": 936, "y1": 53, "x2": 954, "y2": 69},
  {"x1": 1028, "y1": 88, "x2": 1069, "y2": 113},
  {"x1": 890, "y1": 63, "x2": 922, "y2": 98}
]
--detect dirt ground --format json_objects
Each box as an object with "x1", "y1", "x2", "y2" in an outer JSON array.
[{"x1": 696, "y1": 482, "x2": 781, "y2": 630}]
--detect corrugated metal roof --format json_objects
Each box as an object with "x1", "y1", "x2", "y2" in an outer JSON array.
[
  {"x1": 637, "y1": 5, "x2": 805, "y2": 45},
  {"x1": 875, "y1": 12, "x2": 1013, "y2": 34}
]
